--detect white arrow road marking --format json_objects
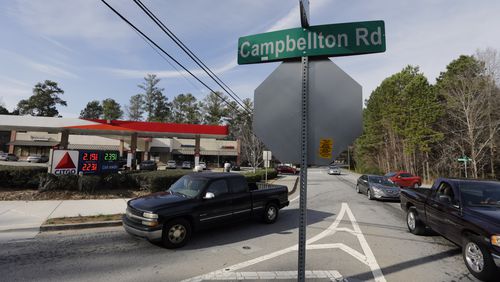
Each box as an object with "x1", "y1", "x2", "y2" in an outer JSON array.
[{"x1": 180, "y1": 203, "x2": 386, "y2": 282}]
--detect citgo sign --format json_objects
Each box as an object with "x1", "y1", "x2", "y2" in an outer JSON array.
[{"x1": 51, "y1": 150, "x2": 79, "y2": 175}]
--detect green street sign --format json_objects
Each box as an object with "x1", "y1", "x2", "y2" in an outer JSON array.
[
  {"x1": 238, "y1": 20, "x2": 385, "y2": 65},
  {"x1": 458, "y1": 157, "x2": 472, "y2": 162}
]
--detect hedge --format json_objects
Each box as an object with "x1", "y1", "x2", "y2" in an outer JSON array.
[
  {"x1": 1, "y1": 166, "x2": 279, "y2": 194},
  {"x1": 127, "y1": 170, "x2": 191, "y2": 193},
  {"x1": 242, "y1": 169, "x2": 278, "y2": 183},
  {"x1": 0, "y1": 166, "x2": 48, "y2": 188}
]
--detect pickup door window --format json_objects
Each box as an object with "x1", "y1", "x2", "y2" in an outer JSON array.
[
  {"x1": 198, "y1": 180, "x2": 233, "y2": 225},
  {"x1": 427, "y1": 182, "x2": 462, "y2": 241},
  {"x1": 229, "y1": 177, "x2": 252, "y2": 219}
]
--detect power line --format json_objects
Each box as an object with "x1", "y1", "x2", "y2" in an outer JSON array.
[
  {"x1": 132, "y1": 0, "x2": 250, "y2": 112},
  {"x1": 131, "y1": 28, "x2": 205, "y2": 94},
  {"x1": 99, "y1": 0, "x2": 248, "y2": 116}
]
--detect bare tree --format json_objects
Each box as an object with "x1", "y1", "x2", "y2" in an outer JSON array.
[
  {"x1": 475, "y1": 48, "x2": 500, "y2": 178},
  {"x1": 438, "y1": 55, "x2": 498, "y2": 178}
]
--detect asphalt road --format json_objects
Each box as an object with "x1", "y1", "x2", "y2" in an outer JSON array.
[{"x1": 0, "y1": 168, "x2": 478, "y2": 282}]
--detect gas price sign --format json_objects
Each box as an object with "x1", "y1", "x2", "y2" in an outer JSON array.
[
  {"x1": 100, "y1": 151, "x2": 120, "y2": 173},
  {"x1": 79, "y1": 150, "x2": 100, "y2": 174},
  {"x1": 77, "y1": 150, "x2": 120, "y2": 175}
]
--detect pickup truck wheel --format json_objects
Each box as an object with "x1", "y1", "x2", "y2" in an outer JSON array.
[
  {"x1": 367, "y1": 189, "x2": 374, "y2": 200},
  {"x1": 462, "y1": 237, "x2": 498, "y2": 281},
  {"x1": 263, "y1": 203, "x2": 279, "y2": 224},
  {"x1": 162, "y1": 218, "x2": 191, "y2": 249},
  {"x1": 406, "y1": 207, "x2": 426, "y2": 235}
]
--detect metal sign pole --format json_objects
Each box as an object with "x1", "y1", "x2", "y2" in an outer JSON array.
[{"x1": 298, "y1": 55, "x2": 309, "y2": 282}]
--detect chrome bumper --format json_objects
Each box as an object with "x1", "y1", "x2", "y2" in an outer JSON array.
[
  {"x1": 492, "y1": 253, "x2": 500, "y2": 268},
  {"x1": 123, "y1": 223, "x2": 162, "y2": 241}
]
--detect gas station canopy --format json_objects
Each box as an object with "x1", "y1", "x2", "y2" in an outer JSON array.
[{"x1": 0, "y1": 115, "x2": 228, "y2": 139}]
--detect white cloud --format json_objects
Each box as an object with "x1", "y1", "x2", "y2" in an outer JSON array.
[
  {"x1": 0, "y1": 84, "x2": 31, "y2": 111},
  {"x1": 100, "y1": 57, "x2": 237, "y2": 80},
  {"x1": 0, "y1": 49, "x2": 78, "y2": 79},
  {"x1": 266, "y1": 0, "x2": 330, "y2": 32},
  {"x1": 11, "y1": 0, "x2": 133, "y2": 42}
]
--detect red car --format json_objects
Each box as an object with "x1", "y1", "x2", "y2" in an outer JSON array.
[
  {"x1": 385, "y1": 171, "x2": 422, "y2": 188},
  {"x1": 276, "y1": 165, "x2": 297, "y2": 174}
]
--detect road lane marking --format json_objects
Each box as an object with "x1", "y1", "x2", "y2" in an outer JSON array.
[
  {"x1": 181, "y1": 203, "x2": 386, "y2": 282},
  {"x1": 187, "y1": 270, "x2": 344, "y2": 281}
]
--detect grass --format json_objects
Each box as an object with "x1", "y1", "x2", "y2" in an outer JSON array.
[{"x1": 44, "y1": 213, "x2": 123, "y2": 225}]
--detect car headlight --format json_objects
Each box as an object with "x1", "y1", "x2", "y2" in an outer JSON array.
[
  {"x1": 143, "y1": 212, "x2": 158, "y2": 219},
  {"x1": 492, "y1": 235, "x2": 500, "y2": 247}
]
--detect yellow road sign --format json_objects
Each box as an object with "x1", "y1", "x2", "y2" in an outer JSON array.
[{"x1": 319, "y1": 138, "x2": 333, "y2": 159}]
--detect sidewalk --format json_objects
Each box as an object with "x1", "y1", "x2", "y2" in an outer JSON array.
[
  {"x1": 0, "y1": 175, "x2": 298, "y2": 242},
  {"x1": 0, "y1": 199, "x2": 128, "y2": 242}
]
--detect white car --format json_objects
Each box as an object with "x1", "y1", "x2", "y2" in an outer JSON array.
[
  {"x1": 328, "y1": 166, "x2": 341, "y2": 175},
  {"x1": 166, "y1": 160, "x2": 177, "y2": 169},
  {"x1": 181, "y1": 161, "x2": 192, "y2": 169},
  {"x1": 198, "y1": 162, "x2": 207, "y2": 170}
]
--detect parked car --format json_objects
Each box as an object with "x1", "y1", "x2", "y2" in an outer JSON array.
[
  {"x1": 123, "y1": 172, "x2": 289, "y2": 248},
  {"x1": 139, "y1": 160, "x2": 157, "y2": 171},
  {"x1": 0, "y1": 152, "x2": 7, "y2": 161},
  {"x1": 0, "y1": 153, "x2": 18, "y2": 161},
  {"x1": 166, "y1": 160, "x2": 177, "y2": 169},
  {"x1": 276, "y1": 165, "x2": 297, "y2": 174},
  {"x1": 385, "y1": 171, "x2": 422, "y2": 188},
  {"x1": 400, "y1": 178, "x2": 500, "y2": 281},
  {"x1": 198, "y1": 161, "x2": 207, "y2": 170},
  {"x1": 27, "y1": 155, "x2": 49, "y2": 163},
  {"x1": 328, "y1": 165, "x2": 341, "y2": 175},
  {"x1": 181, "y1": 161, "x2": 192, "y2": 169},
  {"x1": 356, "y1": 175, "x2": 400, "y2": 200}
]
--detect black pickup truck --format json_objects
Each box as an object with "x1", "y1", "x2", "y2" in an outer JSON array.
[
  {"x1": 123, "y1": 172, "x2": 289, "y2": 248},
  {"x1": 400, "y1": 178, "x2": 500, "y2": 281}
]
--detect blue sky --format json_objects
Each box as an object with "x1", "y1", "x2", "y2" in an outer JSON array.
[{"x1": 1, "y1": 0, "x2": 500, "y2": 117}]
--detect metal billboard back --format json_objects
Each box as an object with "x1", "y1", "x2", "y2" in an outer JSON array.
[{"x1": 253, "y1": 59, "x2": 362, "y2": 165}]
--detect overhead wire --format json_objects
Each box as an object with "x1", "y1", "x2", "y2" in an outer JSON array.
[
  {"x1": 99, "y1": 0, "x2": 249, "y2": 116},
  {"x1": 131, "y1": 29, "x2": 205, "y2": 94},
  {"x1": 132, "y1": 0, "x2": 250, "y2": 112}
]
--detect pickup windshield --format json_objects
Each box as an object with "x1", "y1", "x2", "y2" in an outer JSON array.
[
  {"x1": 169, "y1": 176, "x2": 207, "y2": 198},
  {"x1": 460, "y1": 182, "x2": 500, "y2": 208}
]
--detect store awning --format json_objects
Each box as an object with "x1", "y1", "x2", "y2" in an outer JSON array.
[
  {"x1": 172, "y1": 149, "x2": 237, "y2": 156},
  {"x1": 149, "y1": 146, "x2": 170, "y2": 153},
  {"x1": 67, "y1": 144, "x2": 120, "y2": 151},
  {"x1": 7, "y1": 140, "x2": 59, "y2": 147}
]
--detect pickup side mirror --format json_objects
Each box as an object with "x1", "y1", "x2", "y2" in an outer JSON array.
[
  {"x1": 203, "y1": 192, "x2": 215, "y2": 200},
  {"x1": 438, "y1": 195, "x2": 452, "y2": 205}
]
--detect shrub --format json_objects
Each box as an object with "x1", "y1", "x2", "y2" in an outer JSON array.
[
  {"x1": 0, "y1": 165, "x2": 47, "y2": 189},
  {"x1": 129, "y1": 170, "x2": 191, "y2": 192},
  {"x1": 102, "y1": 173, "x2": 138, "y2": 189},
  {"x1": 78, "y1": 175, "x2": 102, "y2": 193},
  {"x1": 243, "y1": 169, "x2": 278, "y2": 183},
  {"x1": 38, "y1": 174, "x2": 79, "y2": 192}
]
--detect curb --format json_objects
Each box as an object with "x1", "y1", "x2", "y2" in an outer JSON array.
[{"x1": 40, "y1": 220, "x2": 123, "y2": 232}]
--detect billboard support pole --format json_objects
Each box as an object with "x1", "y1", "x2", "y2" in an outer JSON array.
[{"x1": 298, "y1": 55, "x2": 309, "y2": 282}]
